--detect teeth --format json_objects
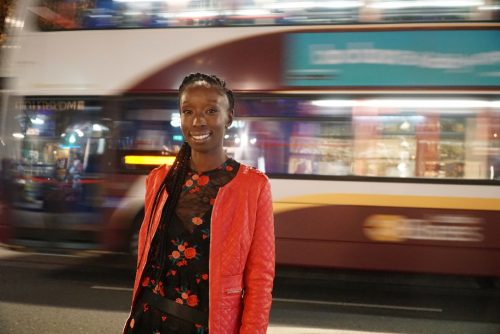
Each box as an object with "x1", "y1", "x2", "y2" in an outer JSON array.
[{"x1": 192, "y1": 133, "x2": 210, "y2": 141}]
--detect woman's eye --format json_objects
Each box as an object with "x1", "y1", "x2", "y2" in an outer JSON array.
[
  {"x1": 182, "y1": 109, "x2": 192, "y2": 115},
  {"x1": 207, "y1": 108, "x2": 218, "y2": 114}
]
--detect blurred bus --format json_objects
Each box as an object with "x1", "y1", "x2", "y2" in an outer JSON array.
[{"x1": 0, "y1": 0, "x2": 499, "y2": 277}]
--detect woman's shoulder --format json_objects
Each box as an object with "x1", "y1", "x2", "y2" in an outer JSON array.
[
  {"x1": 147, "y1": 164, "x2": 170, "y2": 183},
  {"x1": 236, "y1": 163, "x2": 269, "y2": 184}
]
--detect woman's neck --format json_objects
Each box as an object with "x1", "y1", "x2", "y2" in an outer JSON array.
[{"x1": 190, "y1": 151, "x2": 227, "y2": 173}]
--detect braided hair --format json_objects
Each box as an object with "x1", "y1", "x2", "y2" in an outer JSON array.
[{"x1": 143, "y1": 73, "x2": 234, "y2": 282}]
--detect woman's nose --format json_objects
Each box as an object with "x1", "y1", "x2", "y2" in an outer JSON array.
[{"x1": 193, "y1": 114, "x2": 207, "y2": 126}]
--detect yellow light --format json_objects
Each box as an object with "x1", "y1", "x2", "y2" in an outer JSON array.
[{"x1": 124, "y1": 155, "x2": 176, "y2": 166}]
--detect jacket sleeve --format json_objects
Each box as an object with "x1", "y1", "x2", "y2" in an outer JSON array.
[
  {"x1": 135, "y1": 172, "x2": 151, "y2": 268},
  {"x1": 240, "y1": 178, "x2": 275, "y2": 333}
]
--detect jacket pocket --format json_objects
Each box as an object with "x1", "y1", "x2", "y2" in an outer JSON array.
[
  {"x1": 221, "y1": 274, "x2": 244, "y2": 309},
  {"x1": 220, "y1": 274, "x2": 244, "y2": 331}
]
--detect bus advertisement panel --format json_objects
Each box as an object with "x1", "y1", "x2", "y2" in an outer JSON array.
[{"x1": 285, "y1": 29, "x2": 500, "y2": 87}]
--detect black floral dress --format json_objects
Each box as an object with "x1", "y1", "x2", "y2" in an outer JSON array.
[{"x1": 127, "y1": 158, "x2": 240, "y2": 334}]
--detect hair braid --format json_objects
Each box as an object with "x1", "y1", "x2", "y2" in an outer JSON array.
[{"x1": 142, "y1": 142, "x2": 191, "y2": 282}]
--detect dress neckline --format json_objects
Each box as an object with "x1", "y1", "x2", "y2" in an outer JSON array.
[{"x1": 189, "y1": 158, "x2": 234, "y2": 175}]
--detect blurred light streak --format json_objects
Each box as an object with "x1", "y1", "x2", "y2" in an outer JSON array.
[
  {"x1": 12, "y1": 133, "x2": 24, "y2": 139},
  {"x1": 5, "y1": 17, "x2": 25, "y2": 28},
  {"x1": 479, "y1": 5, "x2": 500, "y2": 10},
  {"x1": 30, "y1": 117, "x2": 44, "y2": 125},
  {"x1": 264, "y1": 1, "x2": 363, "y2": 9},
  {"x1": 92, "y1": 124, "x2": 103, "y2": 131},
  {"x1": 174, "y1": 10, "x2": 218, "y2": 19},
  {"x1": 227, "y1": 9, "x2": 273, "y2": 16},
  {"x1": 369, "y1": 0, "x2": 484, "y2": 8},
  {"x1": 312, "y1": 99, "x2": 500, "y2": 109},
  {"x1": 124, "y1": 155, "x2": 175, "y2": 165},
  {"x1": 113, "y1": 0, "x2": 167, "y2": 2}
]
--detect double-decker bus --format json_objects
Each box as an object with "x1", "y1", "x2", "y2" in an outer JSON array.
[{"x1": 1, "y1": 0, "x2": 499, "y2": 277}]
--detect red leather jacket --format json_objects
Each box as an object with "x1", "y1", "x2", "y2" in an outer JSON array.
[{"x1": 124, "y1": 163, "x2": 275, "y2": 334}]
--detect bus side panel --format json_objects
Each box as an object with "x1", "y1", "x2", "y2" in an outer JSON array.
[{"x1": 274, "y1": 204, "x2": 500, "y2": 276}]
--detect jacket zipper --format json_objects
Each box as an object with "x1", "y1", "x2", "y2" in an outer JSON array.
[{"x1": 224, "y1": 288, "x2": 243, "y2": 295}]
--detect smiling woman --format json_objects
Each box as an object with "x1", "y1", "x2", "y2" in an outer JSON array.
[
  {"x1": 123, "y1": 73, "x2": 275, "y2": 334},
  {"x1": 179, "y1": 74, "x2": 233, "y2": 167}
]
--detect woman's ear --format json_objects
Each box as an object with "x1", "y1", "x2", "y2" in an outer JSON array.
[{"x1": 226, "y1": 111, "x2": 233, "y2": 129}]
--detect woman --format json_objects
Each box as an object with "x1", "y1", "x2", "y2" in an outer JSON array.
[{"x1": 124, "y1": 73, "x2": 275, "y2": 334}]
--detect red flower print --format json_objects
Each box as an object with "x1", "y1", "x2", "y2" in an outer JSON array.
[
  {"x1": 185, "y1": 179, "x2": 193, "y2": 187},
  {"x1": 176, "y1": 298, "x2": 183, "y2": 304},
  {"x1": 171, "y1": 250, "x2": 180, "y2": 259},
  {"x1": 143, "y1": 303, "x2": 150, "y2": 312},
  {"x1": 141, "y1": 276, "x2": 150, "y2": 287},
  {"x1": 178, "y1": 244, "x2": 185, "y2": 251},
  {"x1": 161, "y1": 315, "x2": 167, "y2": 322},
  {"x1": 202, "y1": 274, "x2": 208, "y2": 280},
  {"x1": 226, "y1": 165, "x2": 233, "y2": 172},
  {"x1": 187, "y1": 294, "x2": 199, "y2": 307},
  {"x1": 198, "y1": 175, "x2": 209, "y2": 186},
  {"x1": 181, "y1": 292, "x2": 189, "y2": 299},
  {"x1": 184, "y1": 247, "x2": 197, "y2": 259},
  {"x1": 192, "y1": 216, "x2": 203, "y2": 225},
  {"x1": 202, "y1": 234, "x2": 208, "y2": 240},
  {"x1": 192, "y1": 174, "x2": 199, "y2": 180},
  {"x1": 171, "y1": 270, "x2": 177, "y2": 276}
]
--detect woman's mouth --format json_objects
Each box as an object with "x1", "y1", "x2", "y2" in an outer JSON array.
[{"x1": 190, "y1": 132, "x2": 211, "y2": 143}]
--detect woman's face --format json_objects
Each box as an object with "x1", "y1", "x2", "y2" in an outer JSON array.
[{"x1": 180, "y1": 83, "x2": 233, "y2": 155}]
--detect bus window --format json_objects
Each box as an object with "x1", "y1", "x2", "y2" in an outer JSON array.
[
  {"x1": 106, "y1": 97, "x2": 182, "y2": 173},
  {"x1": 232, "y1": 96, "x2": 500, "y2": 180},
  {"x1": 3, "y1": 97, "x2": 107, "y2": 248}
]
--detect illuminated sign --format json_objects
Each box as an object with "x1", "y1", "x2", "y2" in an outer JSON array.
[
  {"x1": 124, "y1": 155, "x2": 176, "y2": 166},
  {"x1": 364, "y1": 214, "x2": 484, "y2": 243},
  {"x1": 15, "y1": 100, "x2": 85, "y2": 111}
]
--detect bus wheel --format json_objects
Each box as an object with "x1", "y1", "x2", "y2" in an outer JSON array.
[{"x1": 129, "y1": 210, "x2": 143, "y2": 259}]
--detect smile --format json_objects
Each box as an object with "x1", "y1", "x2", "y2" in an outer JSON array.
[{"x1": 190, "y1": 132, "x2": 211, "y2": 142}]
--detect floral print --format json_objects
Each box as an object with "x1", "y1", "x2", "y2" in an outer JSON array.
[
  {"x1": 174, "y1": 286, "x2": 199, "y2": 307},
  {"x1": 168, "y1": 239, "x2": 200, "y2": 266},
  {"x1": 191, "y1": 217, "x2": 203, "y2": 226},
  {"x1": 127, "y1": 158, "x2": 239, "y2": 334}
]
